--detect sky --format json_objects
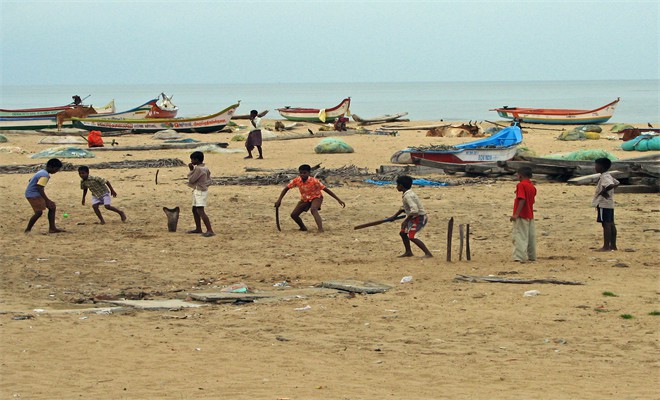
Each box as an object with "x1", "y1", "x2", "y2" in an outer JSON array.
[{"x1": 1, "y1": 0, "x2": 658, "y2": 85}]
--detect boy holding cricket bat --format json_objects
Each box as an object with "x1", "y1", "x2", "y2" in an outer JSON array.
[{"x1": 389, "y1": 175, "x2": 433, "y2": 258}]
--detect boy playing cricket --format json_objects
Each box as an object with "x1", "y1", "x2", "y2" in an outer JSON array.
[
  {"x1": 388, "y1": 175, "x2": 433, "y2": 257},
  {"x1": 78, "y1": 166, "x2": 127, "y2": 224}
]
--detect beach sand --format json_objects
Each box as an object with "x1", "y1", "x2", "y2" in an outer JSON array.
[{"x1": 0, "y1": 120, "x2": 658, "y2": 399}]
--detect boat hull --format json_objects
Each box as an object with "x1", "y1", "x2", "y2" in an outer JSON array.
[
  {"x1": 72, "y1": 103, "x2": 239, "y2": 133},
  {"x1": 0, "y1": 100, "x2": 115, "y2": 119},
  {"x1": 277, "y1": 98, "x2": 350, "y2": 122},
  {"x1": 409, "y1": 146, "x2": 519, "y2": 164},
  {"x1": 491, "y1": 98, "x2": 620, "y2": 125}
]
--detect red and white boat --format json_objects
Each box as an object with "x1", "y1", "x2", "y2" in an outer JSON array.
[
  {"x1": 277, "y1": 98, "x2": 350, "y2": 122},
  {"x1": 490, "y1": 98, "x2": 620, "y2": 125},
  {"x1": 147, "y1": 93, "x2": 178, "y2": 118}
]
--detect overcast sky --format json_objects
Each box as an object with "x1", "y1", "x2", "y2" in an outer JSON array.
[{"x1": 1, "y1": 0, "x2": 658, "y2": 85}]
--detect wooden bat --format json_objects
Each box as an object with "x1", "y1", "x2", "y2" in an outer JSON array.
[
  {"x1": 275, "y1": 206, "x2": 281, "y2": 231},
  {"x1": 353, "y1": 215, "x2": 405, "y2": 230},
  {"x1": 447, "y1": 217, "x2": 454, "y2": 262}
]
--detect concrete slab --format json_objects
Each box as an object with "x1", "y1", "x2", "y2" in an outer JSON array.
[
  {"x1": 321, "y1": 280, "x2": 392, "y2": 294},
  {"x1": 103, "y1": 299, "x2": 206, "y2": 310}
]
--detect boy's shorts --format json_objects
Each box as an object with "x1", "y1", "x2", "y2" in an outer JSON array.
[
  {"x1": 27, "y1": 196, "x2": 46, "y2": 212},
  {"x1": 596, "y1": 207, "x2": 614, "y2": 223},
  {"x1": 401, "y1": 214, "x2": 428, "y2": 239},
  {"x1": 92, "y1": 193, "x2": 112, "y2": 206},
  {"x1": 192, "y1": 189, "x2": 208, "y2": 207}
]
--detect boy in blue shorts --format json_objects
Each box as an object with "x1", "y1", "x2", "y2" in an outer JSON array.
[
  {"x1": 388, "y1": 175, "x2": 433, "y2": 258},
  {"x1": 25, "y1": 158, "x2": 65, "y2": 233},
  {"x1": 78, "y1": 166, "x2": 127, "y2": 224},
  {"x1": 592, "y1": 158, "x2": 619, "y2": 251}
]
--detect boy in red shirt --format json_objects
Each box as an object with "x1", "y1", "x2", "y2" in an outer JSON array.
[
  {"x1": 510, "y1": 167, "x2": 536, "y2": 262},
  {"x1": 274, "y1": 164, "x2": 345, "y2": 232}
]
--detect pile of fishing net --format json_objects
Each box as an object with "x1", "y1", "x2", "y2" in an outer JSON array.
[
  {"x1": 314, "y1": 138, "x2": 354, "y2": 154},
  {"x1": 621, "y1": 134, "x2": 660, "y2": 151},
  {"x1": 31, "y1": 146, "x2": 94, "y2": 159},
  {"x1": 0, "y1": 134, "x2": 7, "y2": 143},
  {"x1": 545, "y1": 149, "x2": 617, "y2": 161},
  {"x1": 610, "y1": 123, "x2": 635, "y2": 133},
  {"x1": 557, "y1": 125, "x2": 602, "y2": 141}
]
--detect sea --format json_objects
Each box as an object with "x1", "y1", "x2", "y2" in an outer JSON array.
[{"x1": 1, "y1": 80, "x2": 658, "y2": 123}]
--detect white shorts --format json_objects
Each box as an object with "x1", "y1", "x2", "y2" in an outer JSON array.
[
  {"x1": 192, "y1": 189, "x2": 208, "y2": 207},
  {"x1": 92, "y1": 193, "x2": 112, "y2": 206}
]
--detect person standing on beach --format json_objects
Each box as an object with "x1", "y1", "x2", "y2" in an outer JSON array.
[
  {"x1": 388, "y1": 175, "x2": 433, "y2": 258},
  {"x1": 274, "y1": 164, "x2": 345, "y2": 232},
  {"x1": 187, "y1": 151, "x2": 215, "y2": 237},
  {"x1": 510, "y1": 166, "x2": 536, "y2": 262},
  {"x1": 78, "y1": 166, "x2": 127, "y2": 224},
  {"x1": 592, "y1": 158, "x2": 619, "y2": 251},
  {"x1": 245, "y1": 110, "x2": 263, "y2": 159},
  {"x1": 24, "y1": 158, "x2": 65, "y2": 234}
]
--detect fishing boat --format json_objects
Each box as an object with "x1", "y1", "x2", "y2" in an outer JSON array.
[
  {"x1": 146, "y1": 93, "x2": 178, "y2": 118},
  {"x1": 0, "y1": 100, "x2": 116, "y2": 131},
  {"x1": 72, "y1": 103, "x2": 240, "y2": 133},
  {"x1": 490, "y1": 98, "x2": 620, "y2": 124},
  {"x1": 277, "y1": 98, "x2": 350, "y2": 122},
  {"x1": 394, "y1": 126, "x2": 522, "y2": 164},
  {"x1": 0, "y1": 99, "x2": 115, "y2": 118}
]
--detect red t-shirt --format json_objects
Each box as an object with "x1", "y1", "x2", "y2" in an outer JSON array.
[
  {"x1": 287, "y1": 176, "x2": 326, "y2": 202},
  {"x1": 513, "y1": 179, "x2": 536, "y2": 219}
]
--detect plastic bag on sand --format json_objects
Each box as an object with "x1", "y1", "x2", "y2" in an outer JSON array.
[
  {"x1": 31, "y1": 146, "x2": 94, "y2": 159},
  {"x1": 314, "y1": 138, "x2": 354, "y2": 154}
]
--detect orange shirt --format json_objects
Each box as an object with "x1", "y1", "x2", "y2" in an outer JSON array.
[{"x1": 287, "y1": 176, "x2": 325, "y2": 202}]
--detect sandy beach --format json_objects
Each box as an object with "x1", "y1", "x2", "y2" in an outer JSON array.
[{"x1": 0, "y1": 119, "x2": 658, "y2": 399}]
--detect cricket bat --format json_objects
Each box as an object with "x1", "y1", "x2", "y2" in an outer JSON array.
[{"x1": 354, "y1": 215, "x2": 405, "y2": 230}]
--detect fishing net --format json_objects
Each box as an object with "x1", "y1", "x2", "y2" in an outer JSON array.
[
  {"x1": 546, "y1": 149, "x2": 617, "y2": 161},
  {"x1": 0, "y1": 134, "x2": 7, "y2": 143},
  {"x1": 30, "y1": 146, "x2": 95, "y2": 159},
  {"x1": 621, "y1": 134, "x2": 660, "y2": 151},
  {"x1": 610, "y1": 123, "x2": 635, "y2": 133},
  {"x1": 558, "y1": 129, "x2": 601, "y2": 141},
  {"x1": 314, "y1": 138, "x2": 354, "y2": 154}
]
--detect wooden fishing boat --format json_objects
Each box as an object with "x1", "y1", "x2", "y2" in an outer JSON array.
[
  {"x1": 398, "y1": 126, "x2": 522, "y2": 164},
  {"x1": 277, "y1": 98, "x2": 350, "y2": 122},
  {"x1": 490, "y1": 98, "x2": 620, "y2": 124},
  {"x1": 72, "y1": 103, "x2": 240, "y2": 133},
  {"x1": 352, "y1": 112, "x2": 409, "y2": 125},
  {"x1": 146, "y1": 93, "x2": 178, "y2": 118},
  {"x1": 0, "y1": 99, "x2": 115, "y2": 118},
  {"x1": 0, "y1": 100, "x2": 116, "y2": 131}
]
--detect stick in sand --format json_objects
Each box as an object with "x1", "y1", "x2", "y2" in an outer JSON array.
[
  {"x1": 466, "y1": 224, "x2": 471, "y2": 260},
  {"x1": 447, "y1": 217, "x2": 454, "y2": 262},
  {"x1": 459, "y1": 224, "x2": 465, "y2": 261}
]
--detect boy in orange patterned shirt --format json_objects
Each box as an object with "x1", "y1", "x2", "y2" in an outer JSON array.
[{"x1": 274, "y1": 164, "x2": 345, "y2": 232}]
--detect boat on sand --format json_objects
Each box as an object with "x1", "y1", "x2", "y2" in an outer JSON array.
[
  {"x1": 277, "y1": 98, "x2": 350, "y2": 123},
  {"x1": 490, "y1": 98, "x2": 620, "y2": 124}
]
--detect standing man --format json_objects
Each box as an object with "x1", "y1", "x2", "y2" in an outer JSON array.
[
  {"x1": 510, "y1": 166, "x2": 537, "y2": 262},
  {"x1": 245, "y1": 110, "x2": 263, "y2": 159}
]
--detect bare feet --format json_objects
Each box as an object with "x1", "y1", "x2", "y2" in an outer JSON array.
[
  {"x1": 244, "y1": 155, "x2": 253, "y2": 159},
  {"x1": 187, "y1": 230, "x2": 202, "y2": 234},
  {"x1": 257, "y1": 156, "x2": 264, "y2": 159},
  {"x1": 49, "y1": 228, "x2": 66, "y2": 233},
  {"x1": 120, "y1": 212, "x2": 127, "y2": 222},
  {"x1": 202, "y1": 232, "x2": 216, "y2": 237},
  {"x1": 299, "y1": 227, "x2": 308, "y2": 231},
  {"x1": 398, "y1": 252, "x2": 414, "y2": 258}
]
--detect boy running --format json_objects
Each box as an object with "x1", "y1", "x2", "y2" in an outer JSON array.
[
  {"x1": 78, "y1": 166, "x2": 127, "y2": 224},
  {"x1": 274, "y1": 164, "x2": 345, "y2": 232},
  {"x1": 24, "y1": 158, "x2": 65, "y2": 233}
]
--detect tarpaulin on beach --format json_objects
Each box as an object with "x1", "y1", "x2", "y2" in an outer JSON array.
[{"x1": 365, "y1": 178, "x2": 448, "y2": 187}]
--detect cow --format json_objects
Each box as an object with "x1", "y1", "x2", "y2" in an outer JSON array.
[
  {"x1": 426, "y1": 121, "x2": 483, "y2": 138},
  {"x1": 56, "y1": 106, "x2": 97, "y2": 130}
]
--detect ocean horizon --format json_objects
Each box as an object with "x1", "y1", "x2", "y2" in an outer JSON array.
[{"x1": 1, "y1": 79, "x2": 658, "y2": 123}]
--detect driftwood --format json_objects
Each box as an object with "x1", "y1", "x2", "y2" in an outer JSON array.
[
  {"x1": 263, "y1": 130, "x2": 362, "y2": 141},
  {"x1": 413, "y1": 158, "x2": 510, "y2": 176},
  {"x1": 454, "y1": 274, "x2": 584, "y2": 285},
  {"x1": 611, "y1": 184, "x2": 659, "y2": 193},
  {"x1": 0, "y1": 158, "x2": 186, "y2": 174},
  {"x1": 381, "y1": 123, "x2": 450, "y2": 131}
]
